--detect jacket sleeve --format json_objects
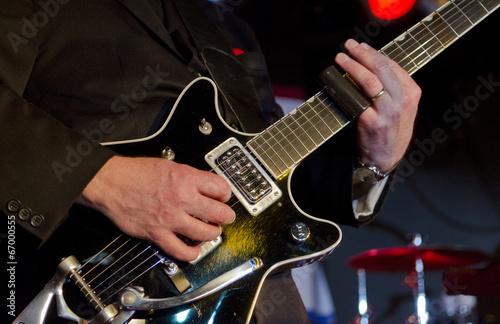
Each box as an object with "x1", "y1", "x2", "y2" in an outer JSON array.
[{"x1": 0, "y1": 1, "x2": 115, "y2": 243}]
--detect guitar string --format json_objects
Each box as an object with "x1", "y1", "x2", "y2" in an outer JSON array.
[
  {"x1": 84, "y1": 240, "x2": 143, "y2": 286},
  {"x1": 93, "y1": 244, "x2": 160, "y2": 299},
  {"x1": 97, "y1": 247, "x2": 162, "y2": 305},
  {"x1": 72, "y1": 0, "x2": 493, "y2": 305},
  {"x1": 78, "y1": 235, "x2": 124, "y2": 272},
  {"x1": 382, "y1": 0, "x2": 478, "y2": 69},
  {"x1": 382, "y1": 0, "x2": 487, "y2": 72},
  {"x1": 74, "y1": 169, "x2": 250, "y2": 301},
  {"x1": 382, "y1": 10, "x2": 454, "y2": 72},
  {"x1": 206, "y1": 0, "x2": 486, "y2": 186},
  {"x1": 245, "y1": 96, "x2": 326, "y2": 176},
  {"x1": 80, "y1": 237, "x2": 134, "y2": 280},
  {"x1": 207, "y1": 97, "x2": 329, "y2": 193},
  {"x1": 100, "y1": 251, "x2": 166, "y2": 306}
]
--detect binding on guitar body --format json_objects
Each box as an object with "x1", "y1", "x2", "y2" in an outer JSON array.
[{"x1": 13, "y1": 0, "x2": 500, "y2": 323}]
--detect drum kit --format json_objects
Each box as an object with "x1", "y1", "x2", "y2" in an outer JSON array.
[{"x1": 347, "y1": 234, "x2": 492, "y2": 324}]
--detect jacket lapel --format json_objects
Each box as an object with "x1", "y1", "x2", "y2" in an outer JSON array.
[{"x1": 116, "y1": 0, "x2": 185, "y2": 59}]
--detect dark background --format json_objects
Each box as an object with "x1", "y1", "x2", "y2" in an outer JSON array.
[{"x1": 239, "y1": 1, "x2": 500, "y2": 323}]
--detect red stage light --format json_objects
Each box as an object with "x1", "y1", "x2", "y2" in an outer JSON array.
[{"x1": 368, "y1": 0, "x2": 417, "y2": 20}]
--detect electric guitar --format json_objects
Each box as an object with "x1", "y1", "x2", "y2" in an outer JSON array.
[{"x1": 13, "y1": 1, "x2": 500, "y2": 323}]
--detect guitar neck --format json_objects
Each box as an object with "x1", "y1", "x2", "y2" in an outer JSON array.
[
  {"x1": 248, "y1": 0, "x2": 500, "y2": 179},
  {"x1": 381, "y1": 0, "x2": 500, "y2": 76},
  {"x1": 247, "y1": 92, "x2": 350, "y2": 179}
]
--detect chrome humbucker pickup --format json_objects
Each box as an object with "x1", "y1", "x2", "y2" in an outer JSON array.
[{"x1": 205, "y1": 137, "x2": 282, "y2": 216}]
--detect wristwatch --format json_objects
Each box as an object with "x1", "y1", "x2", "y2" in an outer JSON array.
[{"x1": 353, "y1": 159, "x2": 396, "y2": 184}]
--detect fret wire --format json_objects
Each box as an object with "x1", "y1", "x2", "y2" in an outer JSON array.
[
  {"x1": 255, "y1": 133, "x2": 282, "y2": 174},
  {"x1": 380, "y1": 11, "x2": 448, "y2": 62},
  {"x1": 382, "y1": 1, "x2": 462, "y2": 60},
  {"x1": 459, "y1": 1, "x2": 488, "y2": 23},
  {"x1": 407, "y1": 27, "x2": 432, "y2": 62},
  {"x1": 435, "y1": 10, "x2": 459, "y2": 37},
  {"x1": 297, "y1": 104, "x2": 320, "y2": 147},
  {"x1": 248, "y1": 137, "x2": 281, "y2": 176},
  {"x1": 252, "y1": 102, "x2": 321, "y2": 174},
  {"x1": 281, "y1": 111, "x2": 313, "y2": 155},
  {"x1": 279, "y1": 114, "x2": 310, "y2": 158},
  {"x1": 420, "y1": 20, "x2": 447, "y2": 48},
  {"x1": 284, "y1": 107, "x2": 316, "y2": 151},
  {"x1": 394, "y1": 41, "x2": 418, "y2": 71},
  {"x1": 271, "y1": 120, "x2": 302, "y2": 163},
  {"x1": 452, "y1": 1, "x2": 474, "y2": 25},
  {"x1": 460, "y1": 0, "x2": 488, "y2": 23},
  {"x1": 480, "y1": 0, "x2": 500, "y2": 12},
  {"x1": 398, "y1": 25, "x2": 433, "y2": 68},
  {"x1": 390, "y1": 11, "x2": 455, "y2": 68},
  {"x1": 381, "y1": 0, "x2": 493, "y2": 73},
  {"x1": 308, "y1": 96, "x2": 341, "y2": 138},
  {"x1": 250, "y1": 117, "x2": 306, "y2": 177},
  {"x1": 301, "y1": 102, "x2": 331, "y2": 143},
  {"x1": 265, "y1": 127, "x2": 295, "y2": 169},
  {"x1": 407, "y1": 18, "x2": 449, "y2": 57},
  {"x1": 248, "y1": 92, "x2": 352, "y2": 178},
  {"x1": 320, "y1": 94, "x2": 349, "y2": 129},
  {"x1": 440, "y1": 2, "x2": 472, "y2": 35},
  {"x1": 314, "y1": 96, "x2": 339, "y2": 133},
  {"x1": 316, "y1": 94, "x2": 346, "y2": 133},
  {"x1": 250, "y1": 0, "x2": 499, "y2": 178},
  {"x1": 294, "y1": 101, "x2": 324, "y2": 148}
]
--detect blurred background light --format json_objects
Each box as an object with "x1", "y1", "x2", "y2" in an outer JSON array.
[{"x1": 368, "y1": 0, "x2": 417, "y2": 20}]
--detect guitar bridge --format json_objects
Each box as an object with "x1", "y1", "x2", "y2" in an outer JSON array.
[
  {"x1": 205, "y1": 137, "x2": 281, "y2": 216},
  {"x1": 13, "y1": 255, "x2": 135, "y2": 324}
]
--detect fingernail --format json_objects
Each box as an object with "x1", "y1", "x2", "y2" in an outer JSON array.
[
  {"x1": 336, "y1": 52, "x2": 349, "y2": 63},
  {"x1": 345, "y1": 39, "x2": 359, "y2": 49},
  {"x1": 230, "y1": 210, "x2": 236, "y2": 224},
  {"x1": 360, "y1": 42, "x2": 371, "y2": 50}
]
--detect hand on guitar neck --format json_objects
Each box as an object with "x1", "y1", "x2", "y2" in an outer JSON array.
[
  {"x1": 336, "y1": 39, "x2": 421, "y2": 172},
  {"x1": 76, "y1": 156, "x2": 236, "y2": 261}
]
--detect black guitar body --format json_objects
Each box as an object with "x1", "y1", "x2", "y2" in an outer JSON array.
[
  {"x1": 14, "y1": 78, "x2": 341, "y2": 324},
  {"x1": 14, "y1": 1, "x2": 500, "y2": 321}
]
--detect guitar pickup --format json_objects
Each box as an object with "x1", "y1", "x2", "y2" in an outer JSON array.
[{"x1": 205, "y1": 138, "x2": 282, "y2": 216}]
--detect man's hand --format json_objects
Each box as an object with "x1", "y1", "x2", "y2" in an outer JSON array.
[
  {"x1": 76, "y1": 156, "x2": 235, "y2": 261},
  {"x1": 335, "y1": 39, "x2": 421, "y2": 172}
]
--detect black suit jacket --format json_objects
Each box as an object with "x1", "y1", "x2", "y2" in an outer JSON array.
[{"x1": 0, "y1": 0, "x2": 387, "y2": 245}]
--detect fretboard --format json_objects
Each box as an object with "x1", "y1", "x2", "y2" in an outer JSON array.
[
  {"x1": 247, "y1": 93, "x2": 350, "y2": 179},
  {"x1": 380, "y1": 0, "x2": 500, "y2": 75},
  {"x1": 248, "y1": 0, "x2": 499, "y2": 179}
]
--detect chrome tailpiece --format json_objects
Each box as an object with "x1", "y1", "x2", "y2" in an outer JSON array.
[
  {"x1": 119, "y1": 257, "x2": 263, "y2": 311},
  {"x1": 13, "y1": 256, "x2": 135, "y2": 324}
]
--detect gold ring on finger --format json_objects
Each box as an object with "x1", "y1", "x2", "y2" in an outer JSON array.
[{"x1": 371, "y1": 88, "x2": 385, "y2": 102}]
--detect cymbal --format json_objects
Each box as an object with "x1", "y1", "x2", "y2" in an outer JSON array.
[{"x1": 348, "y1": 245, "x2": 490, "y2": 272}]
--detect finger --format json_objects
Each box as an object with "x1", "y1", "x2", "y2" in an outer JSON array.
[
  {"x1": 197, "y1": 171, "x2": 232, "y2": 202},
  {"x1": 343, "y1": 40, "x2": 421, "y2": 114},
  {"x1": 153, "y1": 231, "x2": 201, "y2": 261},
  {"x1": 187, "y1": 194, "x2": 236, "y2": 225},
  {"x1": 335, "y1": 50, "x2": 386, "y2": 101},
  {"x1": 175, "y1": 215, "x2": 223, "y2": 242},
  {"x1": 341, "y1": 39, "x2": 411, "y2": 97}
]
